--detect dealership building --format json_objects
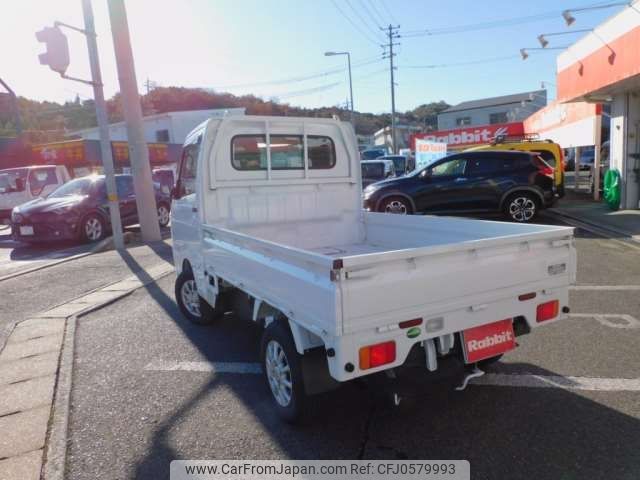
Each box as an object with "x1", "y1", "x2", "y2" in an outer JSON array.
[{"x1": 552, "y1": 3, "x2": 640, "y2": 209}]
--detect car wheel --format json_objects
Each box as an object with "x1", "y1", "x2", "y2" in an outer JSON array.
[
  {"x1": 81, "y1": 213, "x2": 106, "y2": 242},
  {"x1": 175, "y1": 270, "x2": 221, "y2": 325},
  {"x1": 504, "y1": 193, "x2": 538, "y2": 223},
  {"x1": 157, "y1": 202, "x2": 170, "y2": 227},
  {"x1": 260, "y1": 320, "x2": 306, "y2": 423},
  {"x1": 379, "y1": 196, "x2": 412, "y2": 215}
]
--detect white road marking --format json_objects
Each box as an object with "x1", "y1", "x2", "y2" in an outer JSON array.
[
  {"x1": 571, "y1": 285, "x2": 640, "y2": 291},
  {"x1": 568, "y1": 313, "x2": 640, "y2": 329},
  {"x1": 145, "y1": 360, "x2": 640, "y2": 392},
  {"x1": 144, "y1": 359, "x2": 262, "y2": 374},
  {"x1": 472, "y1": 373, "x2": 640, "y2": 392}
]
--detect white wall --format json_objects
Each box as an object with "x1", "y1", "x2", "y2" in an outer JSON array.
[{"x1": 610, "y1": 92, "x2": 640, "y2": 209}]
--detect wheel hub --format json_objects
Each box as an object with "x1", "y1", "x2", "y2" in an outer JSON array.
[
  {"x1": 509, "y1": 197, "x2": 535, "y2": 221},
  {"x1": 265, "y1": 340, "x2": 292, "y2": 407},
  {"x1": 180, "y1": 279, "x2": 201, "y2": 317}
]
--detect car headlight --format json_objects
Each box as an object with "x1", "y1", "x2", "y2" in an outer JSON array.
[
  {"x1": 11, "y1": 210, "x2": 22, "y2": 223},
  {"x1": 362, "y1": 185, "x2": 380, "y2": 199}
]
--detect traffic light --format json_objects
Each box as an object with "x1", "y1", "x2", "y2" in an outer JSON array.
[{"x1": 35, "y1": 26, "x2": 70, "y2": 75}]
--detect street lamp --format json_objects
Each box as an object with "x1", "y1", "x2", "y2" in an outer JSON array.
[
  {"x1": 324, "y1": 51, "x2": 354, "y2": 124},
  {"x1": 562, "y1": 2, "x2": 631, "y2": 26},
  {"x1": 537, "y1": 29, "x2": 592, "y2": 48}
]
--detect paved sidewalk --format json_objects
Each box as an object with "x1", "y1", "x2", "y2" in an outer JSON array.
[
  {"x1": 550, "y1": 195, "x2": 640, "y2": 243},
  {"x1": 0, "y1": 242, "x2": 175, "y2": 480}
]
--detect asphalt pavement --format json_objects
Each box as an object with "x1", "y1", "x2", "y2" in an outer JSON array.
[{"x1": 63, "y1": 216, "x2": 640, "y2": 480}]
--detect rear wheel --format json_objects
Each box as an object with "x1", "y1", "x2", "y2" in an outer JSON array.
[
  {"x1": 157, "y1": 202, "x2": 171, "y2": 227},
  {"x1": 378, "y1": 196, "x2": 412, "y2": 215},
  {"x1": 504, "y1": 193, "x2": 538, "y2": 223},
  {"x1": 260, "y1": 320, "x2": 306, "y2": 423}
]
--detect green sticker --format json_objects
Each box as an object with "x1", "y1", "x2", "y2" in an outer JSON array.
[{"x1": 407, "y1": 327, "x2": 421, "y2": 338}]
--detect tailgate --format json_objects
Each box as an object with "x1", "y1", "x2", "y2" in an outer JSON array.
[{"x1": 339, "y1": 234, "x2": 575, "y2": 335}]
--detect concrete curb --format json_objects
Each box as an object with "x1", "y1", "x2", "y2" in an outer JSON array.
[
  {"x1": 545, "y1": 209, "x2": 640, "y2": 249},
  {"x1": 0, "y1": 261, "x2": 175, "y2": 480}
]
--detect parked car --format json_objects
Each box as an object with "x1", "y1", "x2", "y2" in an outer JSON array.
[
  {"x1": 379, "y1": 154, "x2": 415, "y2": 177},
  {"x1": 466, "y1": 135, "x2": 565, "y2": 197},
  {"x1": 0, "y1": 165, "x2": 71, "y2": 224},
  {"x1": 152, "y1": 167, "x2": 176, "y2": 195},
  {"x1": 363, "y1": 150, "x2": 556, "y2": 222},
  {"x1": 360, "y1": 159, "x2": 396, "y2": 188},
  {"x1": 10, "y1": 174, "x2": 171, "y2": 243},
  {"x1": 171, "y1": 115, "x2": 575, "y2": 422},
  {"x1": 360, "y1": 148, "x2": 387, "y2": 160}
]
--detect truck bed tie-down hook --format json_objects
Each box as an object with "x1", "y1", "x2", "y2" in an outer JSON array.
[{"x1": 455, "y1": 366, "x2": 485, "y2": 391}]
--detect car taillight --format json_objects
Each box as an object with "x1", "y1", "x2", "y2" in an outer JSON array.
[
  {"x1": 536, "y1": 300, "x2": 559, "y2": 322},
  {"x1": 359, "y1": 341, "x2": 396, "y2": 370},
  {"x1": 539, "y1": 165, "x2": 555, "y2": 177}
]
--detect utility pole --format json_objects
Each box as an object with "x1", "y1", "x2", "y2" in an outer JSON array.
[
  {"x1": 81, "y1": 0, "x2": 125, "y2": 249},
  {"x1": 382, "y1": 25, "x2": 400, "y2": 154},
  {"x1": 107, "y1": 0, "x2": 161, "y2": 242}
]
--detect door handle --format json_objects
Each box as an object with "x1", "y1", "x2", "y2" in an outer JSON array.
[{"x1": 454, "y1": 177, "x2": 467, "y2": 182}]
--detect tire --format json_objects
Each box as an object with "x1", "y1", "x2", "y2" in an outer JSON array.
[
  {"x1": 157, "y1": 202, "x2": 171, "y2": 228},
  {"x1": 378, "y1": 196, "x2": 413, "y2": 215},
  {"x1": 80, "y1": 213, "x2": 106, "y2": 242},
  {"x1": 175, "y1": 270, "x2": 221, "y2": 325},
  {"x1": 260, "y1": 320, "x2": 306, "y2": 423},
  {"x1": 503, "y1": 192, "x2": 539, "y2": 223}
]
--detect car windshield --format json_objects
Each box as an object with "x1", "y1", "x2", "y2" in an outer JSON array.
[
  {"x1": 48, "y1": 177, "x2": 97, "y2": 198},
  {"x1": 0, "y1": 169, "x2": 28, "y2": 193},
  {"x1": 361, "y1": 163, "x2": 384, "y2": 178}
]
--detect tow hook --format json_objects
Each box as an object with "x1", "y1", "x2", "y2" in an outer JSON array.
[{"x1": 455, "y1": 365, "x2": 485, "y2": 391}]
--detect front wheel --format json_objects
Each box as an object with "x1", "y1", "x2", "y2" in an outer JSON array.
[
  {"x1": 378, "y1": 196, "x2": 413, "y2": 215},
  {"x1": 81, "y1": 213, "x2": 106, "y2": 242},
  {"x1": 504, "y1": 193, "x2": 538, "y2": 223},
  {"x1": 260, "y1": 320, "x2": 306, "y2": 423},
  {"x1": 175, "y1": 270, "x2": 221, "y2": 325}
]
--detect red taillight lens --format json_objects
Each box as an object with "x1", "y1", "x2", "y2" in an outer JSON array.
[
  {"x1": 537, "y1": 300, "x2": 559, "y2": 322},
  {"x1": 359, "y1": 341, "x2": 396, "y2": 370},
  {"x1": 540, "y1": 165, "x2": 555, "y2": 177},
  {"x1": 399, "y1": 318, "x2": 423, "y2": 329}
]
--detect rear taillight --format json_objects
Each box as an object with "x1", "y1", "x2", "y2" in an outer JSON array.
[
  {"x1": 536, "y1": 300, "x2": 559, "y2": 322},
  {"x1": 539, "y1": 165, "x2": 555, "y2": 177},
  {"x1": 359, "y1": 341, "x2": 396, "y2": 370}
]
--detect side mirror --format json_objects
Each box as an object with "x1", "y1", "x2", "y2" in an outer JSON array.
[{"x1": 420, "y1": 169, "x2": 431, "y2": 180}]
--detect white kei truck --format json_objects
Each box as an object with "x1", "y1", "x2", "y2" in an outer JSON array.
[{"x1": 170, "y1": 115, "x2": 576, "y2": 422}]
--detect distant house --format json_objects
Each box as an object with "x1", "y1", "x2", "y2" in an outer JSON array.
[
  {"x1": 374, "y1": 124, "x2": 423, "y2": 152},
  {"x1": 67, "y1": 108, "x2": 245, "y2": 145},
  {"x1": 437, "y1": 90, "x2": 547, "y2": 130}
]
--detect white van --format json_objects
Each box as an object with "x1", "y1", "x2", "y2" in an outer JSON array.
[
  {"x1": 171, "y1": 115, "x2": 576, "y2": 422},
  {"x1": 0, "y1": 165, "x2": 71, "y2": 223}
]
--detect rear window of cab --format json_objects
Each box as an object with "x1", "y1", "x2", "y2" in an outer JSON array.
[{"x1": 231, "y1": 135, "x2": 336, "y2": 170}]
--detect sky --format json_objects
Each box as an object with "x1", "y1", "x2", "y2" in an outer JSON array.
[{"x1": 0, "y1": 0, "x2": 630, "y2": 114}]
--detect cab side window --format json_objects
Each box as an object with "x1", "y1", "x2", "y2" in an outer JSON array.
[{"x1": 178, "y1": 135, "x2": 201, "y2": 196}]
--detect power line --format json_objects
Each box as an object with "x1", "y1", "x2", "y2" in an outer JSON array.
[
  {"x1": 400, "y1": 54, "x2": 521, "y2": 69},
  {"x1": 367, "y1": 0, "x2": 387, "y2": 26},
  {"x1": 330, "y1": 0, "x2": 383, "y2": 46},
  {"x1": 358, "y1": 0, "x2": 383, "y2": 30},
  {"x1": 208, "y1": 56, "x2": 384, "y2": 90},
  {"x1": 345, "y1": 0, "x2": 385, "y2": 41},
  {"x1": 378, "y1": 0, "x2": 399, "y2": 25},
  {"x1": 275, "y1": 82, "x2": 342, "y2": 100}
]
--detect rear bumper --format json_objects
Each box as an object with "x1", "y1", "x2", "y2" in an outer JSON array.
[{"x1": 325, "y1": 286, "x2": 570, "y2": 383}]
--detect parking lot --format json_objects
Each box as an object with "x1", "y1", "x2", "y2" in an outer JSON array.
[{"x1": 61, "y1": 214, "x2": 640, "y2": 480}]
